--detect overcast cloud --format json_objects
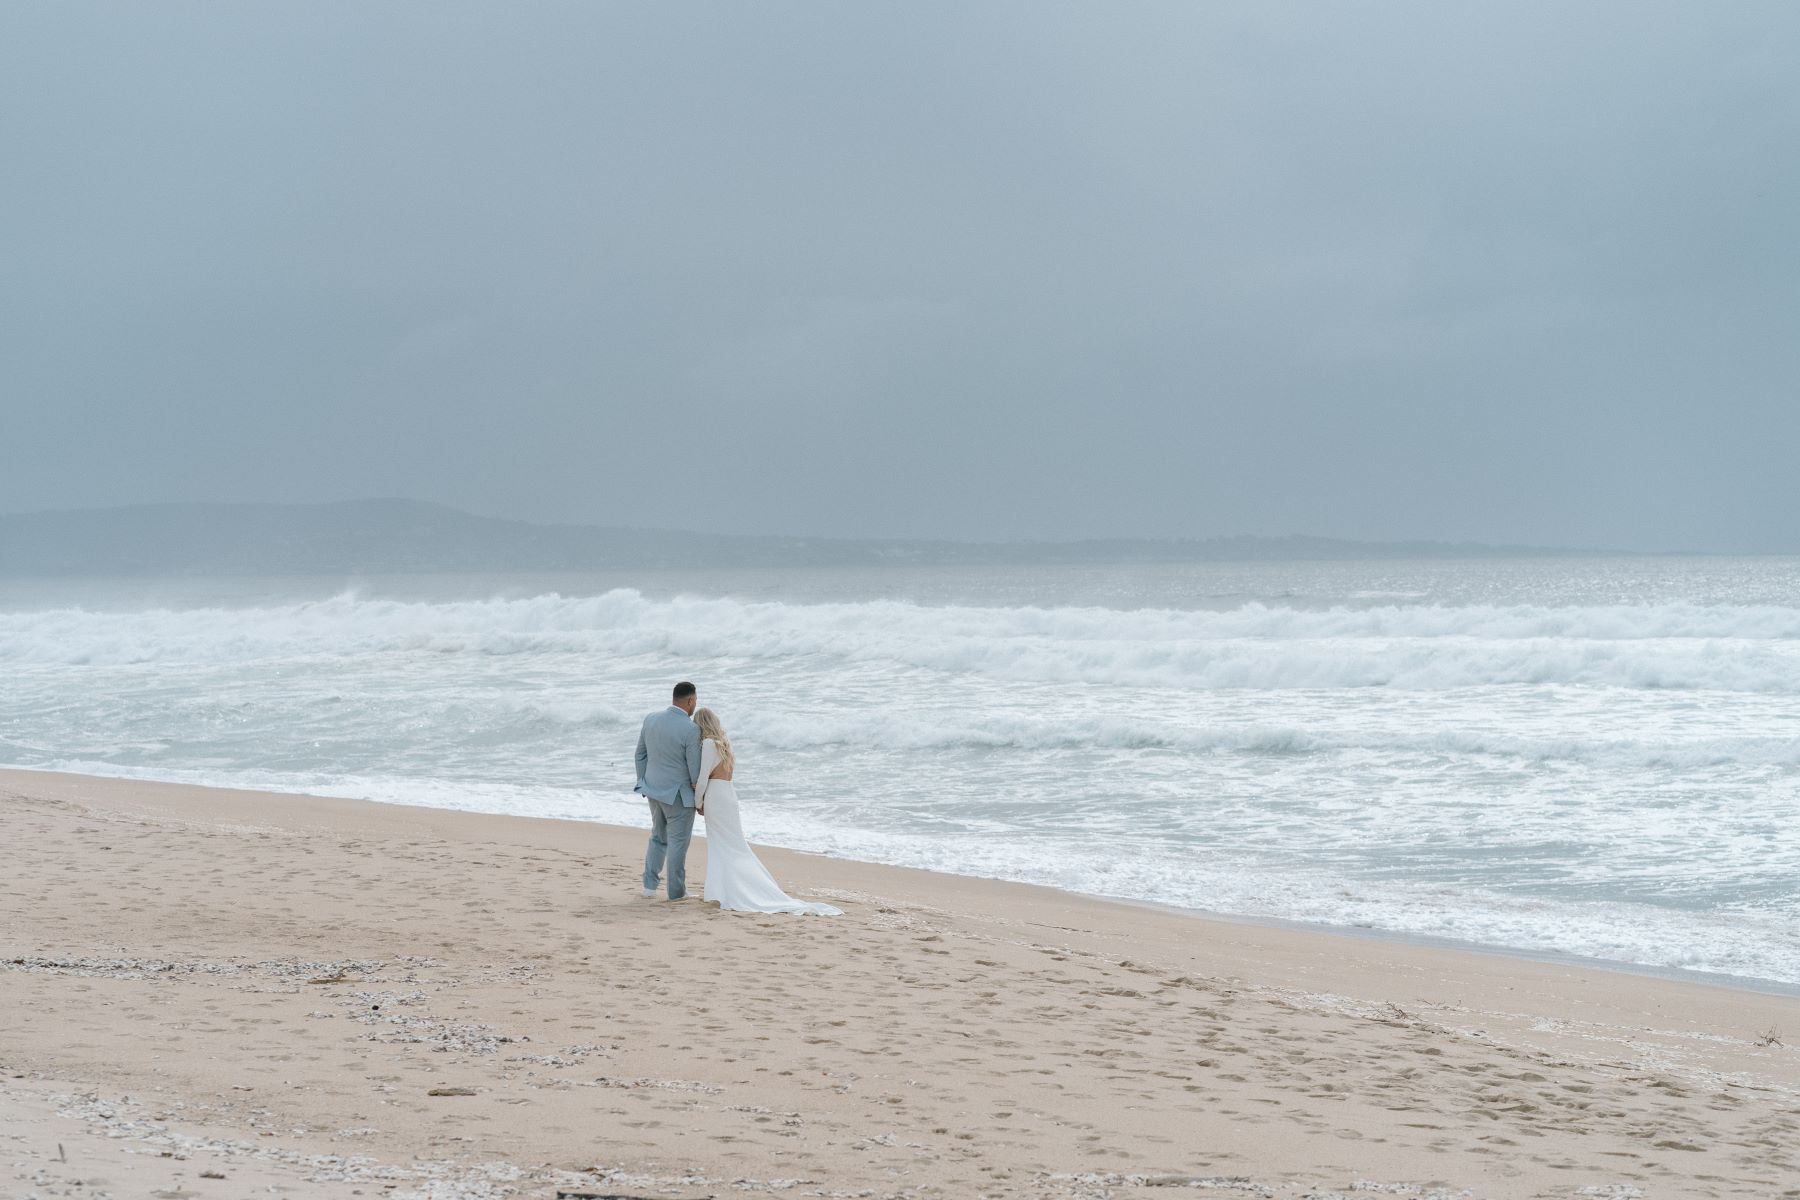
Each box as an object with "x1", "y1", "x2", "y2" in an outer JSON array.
[{"x1": 3, "y1": 2, "x2": 1796, "y2": 550}]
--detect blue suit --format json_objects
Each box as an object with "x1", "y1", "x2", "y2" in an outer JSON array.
[{"x1": 635, "y1": 705, "x2": 702, "y2": 898}]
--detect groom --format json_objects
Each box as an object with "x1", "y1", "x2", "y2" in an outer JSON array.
[{"x1": 634, "y1": 681, "x2": 703, "y2": 900}]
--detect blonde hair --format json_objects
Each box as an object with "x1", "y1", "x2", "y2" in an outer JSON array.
[{"x1": 693, "y1": 707, "x2": 734, "y2": 773}]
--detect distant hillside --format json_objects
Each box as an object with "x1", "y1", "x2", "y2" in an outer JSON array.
[{"x1": 0, "y1": 499, "x2": 1599, "y2": 576}]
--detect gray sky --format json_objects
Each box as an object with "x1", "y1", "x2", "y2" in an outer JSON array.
[{"x1": 4, "y1": 2, "x2": 1797, "y2": 550}]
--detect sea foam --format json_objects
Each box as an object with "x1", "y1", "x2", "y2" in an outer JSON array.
[{"x1": 4, "y1": 589, "x2": 1799, "y2": 692}]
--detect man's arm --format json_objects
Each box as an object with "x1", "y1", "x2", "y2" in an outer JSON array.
[
  {"x1": 684, "y1": 723, "x2": 702, "y2": 792},
  {"x1": 634, "y1": 724, "x2": 649, "y2": 792}
]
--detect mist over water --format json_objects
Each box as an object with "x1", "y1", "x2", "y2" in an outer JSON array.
[{"x1": 4, "y1": 557, "x2": 1797, "y2": 986}]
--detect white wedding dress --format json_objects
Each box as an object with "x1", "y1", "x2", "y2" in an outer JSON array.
[{"x1": 697, "y1": 739, "x2": 841, "y2": 916}]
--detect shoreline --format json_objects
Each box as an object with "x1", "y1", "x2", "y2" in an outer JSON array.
[
  {"x1": 1129, "y1": 899, "x2": 1800, "y2": 1001},
  {"x1": 7, "y1": 760, "x2": 1795, "y2": 1000},
  {"x1": 6, "y1": 766, "x2": 1799, "y2": 1198}
]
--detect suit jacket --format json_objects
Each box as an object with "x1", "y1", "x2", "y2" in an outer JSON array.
[{"x1": 634, "y1": 705, "x2": 702, "y2": 807}]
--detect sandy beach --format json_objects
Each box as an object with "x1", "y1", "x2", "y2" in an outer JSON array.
[{"x1": 3, "y1": 768, "x2": 1797, "y2": 1200}]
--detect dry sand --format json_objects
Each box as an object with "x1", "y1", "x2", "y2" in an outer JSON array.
[{"x1": 2, "y1": 767, "x2": 1796, "y2": 1200}]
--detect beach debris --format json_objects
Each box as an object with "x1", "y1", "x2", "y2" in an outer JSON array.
[
  {"x1": 37, "y1": 1085, "x2": 540, "y2": 1197},
  {"x1": 504, "y1": 1044, "x2": 603, "y2": 1068},
  {"x1": 427, "y1": 1087, "x2": 477, "y2": 1097},
  {"x1": 200, "y1": 1169, "x2": 226, "y2": 1178},
  {"x1": 1755, "y1": 1025, "x2": 1782, "y2": 1047},
  {"x1": 1052, "y1": 1173, "x2": 1273, "y2": 1195},
  {"x1": 2, "y1": 954, "x2": 392, "y2": 984},
  {"x1": 332, "y1": 989, "x2": 527, "y2": 1055},
  {"x1": 579, "y1": 1075, "x2": 721, "y2": 1094}
]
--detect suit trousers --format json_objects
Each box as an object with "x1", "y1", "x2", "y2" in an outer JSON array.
[{"x1": 643, "y1": 799, "x2": 697, "y2": 899}]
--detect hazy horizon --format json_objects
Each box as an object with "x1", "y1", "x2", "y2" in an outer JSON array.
[
  {"x1": 5, "y1": 3, "x2": 1797, "y2": 553},
  {"x1": 0, "y1": 493, "x2": 1661, "y2": 555}
]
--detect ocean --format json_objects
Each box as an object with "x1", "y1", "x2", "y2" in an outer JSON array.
[{"x1": 3, "y1": 556, "x2": 1796, "y2": 987}]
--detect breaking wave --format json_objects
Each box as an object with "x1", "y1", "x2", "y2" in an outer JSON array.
[
  {"x1": 733, "y1": 711, "x2": 1800, "y2": 769},
  {"x1": 5, "y1": 589, "x2": 1798, "y2": 692}
]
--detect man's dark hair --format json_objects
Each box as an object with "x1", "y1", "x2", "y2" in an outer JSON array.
[{"x1": 672, "y1": 681, "x2": 697, "y2": 702}]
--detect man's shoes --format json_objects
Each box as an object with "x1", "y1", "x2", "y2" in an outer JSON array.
[{"x1": 639, "y1": 888, "x2": 657, "y2": 899}]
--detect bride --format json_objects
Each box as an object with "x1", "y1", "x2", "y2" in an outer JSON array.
[{"x1": 693, "y1": 708, "x2": 841, "y2": 916}]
